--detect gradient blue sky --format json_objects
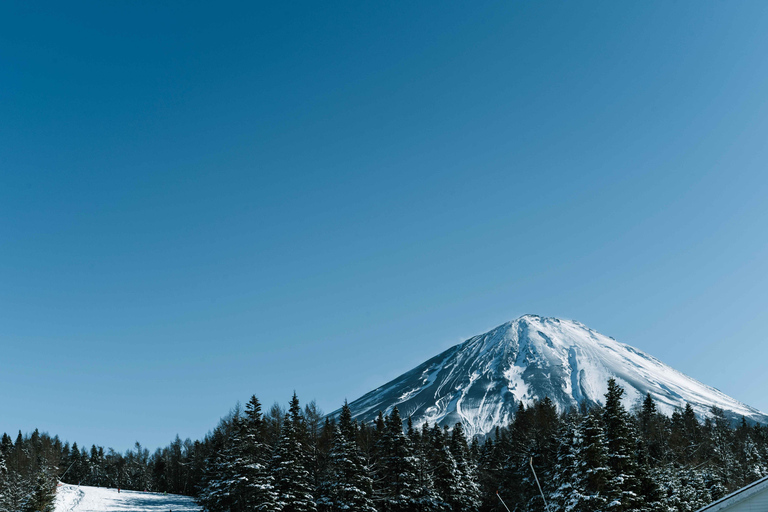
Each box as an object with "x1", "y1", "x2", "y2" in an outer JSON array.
[{"x1": 2, "y1": 1, "x2": 768, "y2": 451}]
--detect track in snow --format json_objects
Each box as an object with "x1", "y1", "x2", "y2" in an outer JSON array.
[{"x1": 55, "y1": 483, "x2": 200, "y2": 512}]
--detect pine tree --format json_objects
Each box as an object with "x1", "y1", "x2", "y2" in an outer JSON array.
[
  {"x1": 634, "y1": 396, "x2": 665, "y2": 512},
  {"x1": 66, "y1": 441, "x2": 81, "y2": 484},
  {"x1": 449, "y1": 423, "x2": 481, "y2": 512},
  {"x1": 495, "y1": 402, "x2": 530, "y2": 509},
  {"x1": 374, "y1": 407, "x2": 420, "y2": 512},
  {"x1": 425, "y1": 424, "x2": 454, "y2": 511},
  {"x1": 0, "y1": 448, "x2": 8, "y2": 512},
  {"x1": 1, "y1": 433, "x2": 33, "y2": 512},
  {"x1": 241, "y1": 396, "x2": 279, "y2": 511},
  {"x1": 304, "y1": 400, "x2": 325, "y2": 495},
  {"x1": 603, "y1": 379, "x2": 642, "y2": 512},
  {"x1": 578, "y1": 409, "x2": 612, "y2": 512},
  {"x1": 317, "y1": 402, "x2": 375, "y2": 512},
  {"x1": 272, "y1": 393, "x2": 316, "y2": 512},
  {"x1": 527, "y1": 398, "x2": 561, "y2": 512},
  {"x1": 705, "y1": 406, "x2": 737, "y2": 489},
  {"x1": 639, "y1": 394, "x2": 658, "y2": 463},
  {"x1": 0, "y1": 468, "x2": 31, "y2": 512},
  {"x1": 197, "y1": 414, "x2": 242, "y2": 512},
  {"x1": 655, "y1": 465, "x2": 715, "y2": 512},
  {"x1": 24, "y1": 470, "x2": 55, "y2": 512},
  {"x1": 318, "y1": 424, "x2": 377, "y2": 512},
  {"x1": 551, "y1": 411, "x2": 581, "y2": 512},
  {"x1": 476, "y1": 434, "x2": 504, "y2": 509},
  {"x1": 410, "y1": 421, "x2": 441, "y2": 512}
]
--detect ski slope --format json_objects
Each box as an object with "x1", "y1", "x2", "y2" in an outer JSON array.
[{"x1": 55, "y1": 483, "x2": 200, "y2": 512}]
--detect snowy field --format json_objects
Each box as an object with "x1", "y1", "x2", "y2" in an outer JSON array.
[{"x1": 55, "y1": 483, "x2": 201, "y2": 512}]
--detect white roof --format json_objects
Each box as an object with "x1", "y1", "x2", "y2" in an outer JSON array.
[{"x1": 694, "y1": 475, "x2": 768, "y2": 512}]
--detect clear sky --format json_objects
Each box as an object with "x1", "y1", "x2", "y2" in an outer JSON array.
[{"x1": 2, "y1": 1, "x2": 768, "y2": 452}]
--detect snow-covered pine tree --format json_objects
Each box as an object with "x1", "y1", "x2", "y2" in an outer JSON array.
[
  {"x1": 196, "y1": 414, "x2": 243, "y2": 512},
  {"x1": 23, "y1": 470, "x2": 55, "y2": 512},
  {"x1": 469, "y1": 436, "x2": 480, "y2": 464},
  {"x1": 603, "y1": 378, "x2": 642, "y2": 512},
  {"x1": 266, "y1": 402, "x2": 287, "y2": 448},
  {"x1": 0, "y1": 447, "x2": 7, "y2": 512},
  {"x1": 88, "y1": 445, "x2": 106, "y2": 487},
  {"x1": 0, "y1": 466, "x2": 31, "y2": 512},
  {"x1": 577, "y1": 409, "x2": 612, "y2": 512},
  {"x1": 318, "y1": 424, "x2": 377, "y2": 512},
  {"x1": 409, "y1": 421, "x2": 441, "y2": 512},
  {"x1": 495, "y1": 399, "x2": 559, "y2": 512},
  {"x1": 733, "y1": 417, "x2": 766, "y2": 488},
  {"x1": 449, "y1": 422, "x2": 481, "y2": 512},
  {"x1": 66, "y1": 441, "x2": 82, "y2": 484},
  {"x1": 494, "y1": 403, "x2": 527, "y2": 509},
  {"x1": 526, "y1": 398, "x2": 561, "y2": 512},
  {"x1": 654, "y1": 465, "x2": 714, "y2": 512},
  {"x1": 243, "y1": 395, "x2": 279, "y2": 511},
  {"x1": 670, "y1": 403, "x2": 703, "y2": 467},
  {"x1": 0, "y1": 433, "x2": 33, "y2": 512},
  {"x1": 633, "y1": 395, "x2": 665, "y2": 512},
  {"x1": 272, "y1": 393, "x2": 316, "y2": 512},
  {"x1": 374, "y1": 407, "x2": 420, "y2": 512},
  {"x1": 704, "y1": 406, "x2": 737, "y2": 489},
  {"x1": 550, "y1": 411, "x2": 582, "y2": 512},
  {"x1": 638, "y1": 393, "x2": 667, "y2": 466},
  {"x1": 476, "y1": 432, "x2": 504, "y2": 508},
  {"x1": 316, "y1": 402, "x2": 376, "y2": 512},
  {"x1": 425, "y1": 423, "x2": 455, "y2": 511},
  {"x1": 303, "y1": 400, "x2": 326, "y2": 496}
]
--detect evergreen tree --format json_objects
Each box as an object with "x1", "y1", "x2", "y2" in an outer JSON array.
[
  {"x1": 733, "y1": 417, "x2": 766, "y2": 487},
  {"x1": 374, "y1": 407, "x2": 420, "y2": 512},
  {"x1": 476, "y1": 434, "x2": 504, "y2": 510},
  {"x1": 196, "y1": 414, "x2": 243, "y2": 512},
  {"x1": 318, "y1": 424, "x2": 377, "y2": 512},
  {"x1": 272, "y1": 393, "x2": 316, "y2": 512},
  {"x1": 638, "y1": 393, "x2": 668, "y2": 466},
  {"x1": 705, "y1": 406, "x2": 737, "y2": 489},
  {"x1": 317, "y1": 402, "x2": 375, "y2": 512},
  {"x1": 577, "y1": 409, "x2": 612, "y2": 512},
  {"x1": 654, "y1": 465, "x2": 715, "y2": 512},
  {"x1": 449, "y1": 423, "x2": 481, "y2": 512},
  {"x1": 550, "y1": 411, "x2": 581, "y2": 512},
  {"x1": 24, "y1": 470, "x2": 55, "y2": 512},
  {"x1": 0, "y1": 449, "x2": 8, "y2": 512},
  {"x1": 410, "y1": 421, "x2": 441, "y2": 512},
  {"x1": 495, "y1": 402, "x2": 530, "y2": 509},
  {"x1": 602, "y1": 379, "x2": 642, "y2": 512},
  {"x1": 243, "y1": 395, "x2": 279, "y2": 510},
  {"x1": 425, "y1": 424, "x2": 455, "y2": 511}
]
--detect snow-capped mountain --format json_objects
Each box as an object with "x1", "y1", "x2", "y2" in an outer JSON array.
[{"x1": 340, "y1": 315, "x2": 767, "y2": 437}]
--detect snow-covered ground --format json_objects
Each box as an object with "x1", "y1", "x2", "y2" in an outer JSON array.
[{"x1": 55, "y1": 483, "x2": 200, "y2": 512}]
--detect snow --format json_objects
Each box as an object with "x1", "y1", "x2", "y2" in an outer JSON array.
[
  {"x1": 54, "y1": 483, "x2": 200, "y2": 512},
  {"x1": 337, "y1": 314, "x2": 768, "y2": 438}
]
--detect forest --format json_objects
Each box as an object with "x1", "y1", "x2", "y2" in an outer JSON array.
[{"x1": 2, "y1": 378, "x2": 767, "y2": 512}]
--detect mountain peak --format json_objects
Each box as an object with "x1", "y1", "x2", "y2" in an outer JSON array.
[{"x1": 339, "y1": 317, "x2": 767, "y2": 437}]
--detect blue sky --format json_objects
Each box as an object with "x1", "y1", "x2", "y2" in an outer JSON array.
[{"x1": 2, "y1": 1, "x2": 768, "y2": 451}]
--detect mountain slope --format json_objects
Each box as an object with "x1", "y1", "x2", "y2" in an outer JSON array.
[{"x1": 341, "y1": 315, "x2": 767, "y2": 437}]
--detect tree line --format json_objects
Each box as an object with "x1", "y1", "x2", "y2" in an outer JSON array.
[{"x1": 3, "y1": 378, "x2": 768, "y2": 512}]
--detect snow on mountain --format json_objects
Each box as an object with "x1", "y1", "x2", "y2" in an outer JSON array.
[{"x1": 340, "y1": 315, "x2": 768, "y2": 437}]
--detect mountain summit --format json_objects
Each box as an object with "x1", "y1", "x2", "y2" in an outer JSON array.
[{"x1": 341, "y1": 315, "x2": 767, "y2": 437}]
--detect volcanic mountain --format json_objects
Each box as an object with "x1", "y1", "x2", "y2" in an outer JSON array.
[{"x1": 340, "y1": 315, "x2": 767, "y2": 437}]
